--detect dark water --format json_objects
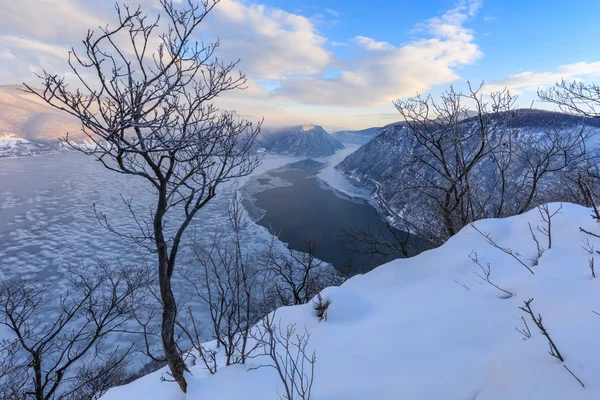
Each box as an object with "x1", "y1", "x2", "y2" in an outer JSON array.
[{"x1": 253, "y1": 160, "x2": 412, "y2": 274}]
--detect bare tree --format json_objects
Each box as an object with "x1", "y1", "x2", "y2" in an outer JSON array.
[
  {"x1": 391, "y1": 83, "x2": 518, "y2": 242},
  {"x1": 24, "y1": 1, "x2": 261, "y2": 391},
  {"x1": 539, "y1": 80, "x2": 600, "y2": 216},
  {"x1": 539, "y1": 79, "x2": 600, "y2": 117},
  {"x1": 251, "y1": 313, "x2": 316, "y2": 400},
  {"x1": 0, "y1": 262, "x2": 146, "y2": 400},
  {"x1": 262, "y1": 237, "x2": 343, "y2": 307},
  {"x1": 179, "y1": 189, "x2": 259, "y2": 370},
  {"x1": 380, "y1": 82, "x2": 588, "y2": 245}
]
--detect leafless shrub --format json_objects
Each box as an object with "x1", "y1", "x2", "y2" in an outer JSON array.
[
  {"x1": 313, "y1": 294, "x2": 331, "y2": 322},
  {"x1": 468, "y1": 251, "x2": 513, "y2": 298},
  {"x1": 262, "y1": 236, "x2": 344, "y2": 307},
  {"x1": 252, "y1": 314, "x2": 316, "y2": 400},
  {"x1": 179, "y1": 189, "x2": 260, "y2": 371},
  {"x1": 0, "y1": 262, "x2": 146, "y2": 400}
]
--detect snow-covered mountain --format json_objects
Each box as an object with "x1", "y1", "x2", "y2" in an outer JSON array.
[
  {"x1": 101, "y1": 203, "x2": 600, "y2": 400},
  {"x1": 336, "y1": 110, "x2": 600, "y2": 241},
  {"x1": 0, "y1": 133, "x2": 55, "y2": 157},
  {"x1": 331, "y1": 126, "x2": 382, "y2": 145},
  {"x1": 258, "y1": 124, "x2": 344, "y2": 157}
]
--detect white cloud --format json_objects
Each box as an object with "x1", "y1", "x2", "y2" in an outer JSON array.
[
  {"x1": 0, "y1": 0, "x2": 483, "y2": 125},
  {"x1": 275, "y1": 0, "x2": 482, "y2": 107},
  {"x1": 330, "y1": 41, "x2": 348, "y2": 47},
  {"x1": 486, "y1": 61, "x2": 600, "y2": 93},
  {"x1": 325, "y1": 8, "x2": 339, "y2": 17},
  {"x1": 202, "y1": 0, "x2": 335, "y2": 80},
  {"x1": 353, "y1": 36, "x2": 394, "y2": 51}
]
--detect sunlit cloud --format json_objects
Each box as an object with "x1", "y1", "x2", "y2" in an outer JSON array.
[{"x1": 486, "y1": 61, "x2": 600, "y2": 93}]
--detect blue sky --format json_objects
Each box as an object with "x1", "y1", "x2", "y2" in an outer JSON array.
[{"x1": 1, "y1": 0, "x2": 600, "y2": 130}]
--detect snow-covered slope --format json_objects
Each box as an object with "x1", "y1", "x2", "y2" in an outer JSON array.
[
  {"x1": 258, "y1": 124, "x2": 344, "y2": 157},
  {"x1": 0, "y1": 133, "x2": 53, "y2": 157},
  {"x1": 331, "y1": 126, "x2": 382, "y2": 145},
  {"x1": 336, "y1": 111, "x2": 600, "y2": 242},
  {"x1": 102, "y1": 203, "x2": 600, "y2": 400}
]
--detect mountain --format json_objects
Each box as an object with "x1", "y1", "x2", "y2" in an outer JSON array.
[
  {"x1": 101, "y1": 203, "x2": 600, "y2": 400},
  {"x1": 336, "y1": 110, "x2": 600, "y2": 241},
  {"x1": 0, "y1": 85, "x2": 83, "y2": 142},
  {"x1": 331, "y1": 126, "x2": 382, "y2": 145},
  {"x1": 0, "y1": 133, "x2": 52, "y2": 157},
  {"x1": 258, "y1": 124, "x2": 344, "y2": 157}
]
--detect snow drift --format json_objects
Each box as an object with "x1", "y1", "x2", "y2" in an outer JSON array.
[{"x1": 102, "y1": 203, "x2": 600, "y2": 400}]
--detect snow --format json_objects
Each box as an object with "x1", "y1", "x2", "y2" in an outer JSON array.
[
  {"x1": 101, "y1": 203, "x2": 600, "y2": 400},
  {"x1": 316, "y1": 144, "x2": 374, "y2": 203}
]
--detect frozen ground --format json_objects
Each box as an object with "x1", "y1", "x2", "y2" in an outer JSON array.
[{"x1": 102, "y1": 203, "x2": 600, "y2": 400}]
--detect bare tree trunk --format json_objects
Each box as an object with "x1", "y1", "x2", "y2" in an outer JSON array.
[
  {"x1": 155, "y1": 189, "x2": 188, "y2": 392},
  {"x1": 159, "y1": 269, "x2": 188, "y2": 392}
]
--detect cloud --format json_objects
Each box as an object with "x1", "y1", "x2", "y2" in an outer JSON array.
[
  {"x1": 353, "y1": 36, "x2": 394, "y2": 51},
  {"x1": 325, "y1": 8, "x2": 339, "y2": 17},
  {"x1": 275, "y1": 0, "x2": 482, "y2": 107},
  {"x1": 330, "y1": 41, "x2": 348, "y2": 47},
  {"x1": 486, "y1": 61, "x2": 600, "y2": 93},
  {"x1": 0, "y1": 0, "x2": 483, "y2": 126},
  {"x1": 200, "y1": 0, "x2": 335, "y2": 80}
]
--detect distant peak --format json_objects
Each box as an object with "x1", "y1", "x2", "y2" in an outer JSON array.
[{"x1": 301, "y1": 124, "x2": 316, "y2": 131}]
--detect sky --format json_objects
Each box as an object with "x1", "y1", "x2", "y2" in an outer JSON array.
[{"x1": 1, "y1": 0, "x2": 600, "y2": 131}]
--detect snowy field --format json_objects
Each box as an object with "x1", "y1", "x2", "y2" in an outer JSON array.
[{"x1": 102, "y1": 203, "x2": 600, "y2": 400}]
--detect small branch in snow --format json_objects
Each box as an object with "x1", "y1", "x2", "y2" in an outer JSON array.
[
  {"x1": 519, "y1": 299, "x2": 586, "y2": 388},
  {"x1": 582, "y1": 239, "x2": 595, "y2": 254},
  {"x1": 537, "y1": 203, "x2": 562, "y2": 250},
  {"x1": 579, "y1": 227, "x2": 600, "y2": 239},
  {"x1": 514, "y1": 316, "x2": 532, "y2": 340},
  {"x1": 528, "y1": 223, "x2": 545, "y2": 263},
  {"x1": 452, "y1": 279, "x2": 470, "y2": 291},
  {"x1": 519, "y1": 298, "x2": 564, "y2": 362},
  {"x1": 468, "y1": 251, "x2": 513, "y2": 298},
  {"x1": 471, "y1": 224, "x2": 534, "y2": 275},
  {"x1": 563, "y1": 365, "x2": 585, "y2": 388}
]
